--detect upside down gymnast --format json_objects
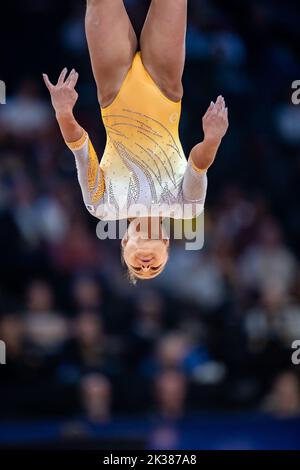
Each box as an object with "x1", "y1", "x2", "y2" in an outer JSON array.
[{"x1": 43, "y1": 0, "x2": 229, "y2": 281}]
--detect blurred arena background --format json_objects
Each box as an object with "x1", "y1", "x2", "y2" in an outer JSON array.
[{"x1": 0, "y1": 0, "x2": 300, "y2": 450}]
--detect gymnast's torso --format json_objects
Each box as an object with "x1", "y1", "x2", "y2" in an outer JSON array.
[{"x1": 67, "y1": 52, "x2": 207, "y2": 221}]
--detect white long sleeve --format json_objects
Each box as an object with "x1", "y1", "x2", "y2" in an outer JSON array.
[
  {"x1": 66, "y1": 131, "x2": 105, "y2": 217},
  {"x1": 182, "y1": 159, "x2": 208, "y2": 204}
]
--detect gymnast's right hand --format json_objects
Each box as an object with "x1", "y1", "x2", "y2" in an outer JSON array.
[{"x1": 42, "y1": 68, "x2": 79, "y2": 118}]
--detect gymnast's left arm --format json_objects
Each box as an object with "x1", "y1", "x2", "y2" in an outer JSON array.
[
  {"x1": 189, "y1": 95, "x2": 229, "y2": 172},
  {"x1": 183, "y1": 95, "x2": 228, "y2": 203}
]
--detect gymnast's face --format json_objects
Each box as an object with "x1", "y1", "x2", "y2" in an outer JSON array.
[{"x1": 122, "y1": 218, "x2": 169, "y2": 280}]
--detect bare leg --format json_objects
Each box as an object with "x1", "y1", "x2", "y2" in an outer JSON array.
[
  {"x1": 85, "y1": 0, "x2": 138, "y2": 108},
  {"x1": 140, "y1": 0, "x2": 187, "y2": 102}
]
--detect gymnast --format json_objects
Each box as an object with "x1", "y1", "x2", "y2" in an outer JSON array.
[{"x1": 43, "y1": 0, "x2": 229, "y2": 281}]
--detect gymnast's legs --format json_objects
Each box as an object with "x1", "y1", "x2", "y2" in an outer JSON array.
[
  {"x1": 85, "y1": 0, "x2": 138, "y2": 108},
  {"x1": 85, "y1": 0, "x2": 188, "y2": 107},
  {"x1": 140, "y1": 0, "x2": 187, "y2": 102}
]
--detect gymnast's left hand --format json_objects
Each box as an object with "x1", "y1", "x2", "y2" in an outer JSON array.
[{"x1": 202, "y1": 95, "x2": 229, "y2": 147}]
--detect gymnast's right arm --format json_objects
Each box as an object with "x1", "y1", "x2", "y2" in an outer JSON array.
[{"x1": 43, "y1": 68, "x2": 105, "y2": 216}]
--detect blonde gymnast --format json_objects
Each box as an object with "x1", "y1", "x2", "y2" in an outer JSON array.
[{"x1": 43, "y1": 0, "x2": 229, "y2": 281}]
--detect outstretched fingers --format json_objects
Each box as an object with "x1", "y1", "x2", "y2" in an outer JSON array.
[
  {"x1": 204, "y1": 95, "x2": 225, "y2": 118},
  {"x1": 65, "y1": 69, "x2": 79, "y2": 89},
  {"x1": 204, "y1": 101, "x2": 214, "y2": 118},
  {"x1": 43, "y1": 68, "x2": 79, "y2": 93},
  {"x1": 214, "y1": 95, "x2": 224, "y2": 114},
  {"x1": 42, "y1": 73, "x2": 54, "y2": 92},
  {"x1": 209, "y1": 96, "x2": 228, "y2": 119},
  {"x1": 57, "y1": 67, "x2": 68, "y2": 86},
  {"x1": 68, "y1": 71, "x2": 79, "y2": 89}
]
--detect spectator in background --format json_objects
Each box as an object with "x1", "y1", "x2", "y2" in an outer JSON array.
[
  {"x1": 239, "y1": 218, "x2": 297, "y2": 295},
  {"x1": 73, "y1": 310, "x2": 108, "y2": 371},
  {"x1": 72, "y1": 275, "x2": 103, "y2": 311},
  {"x1": 11, "y1": 177, "x2": 41, "y2": 248},
  {"x1": 24, "y1": 280, "x2": 69, "y2": 353},
  {"x1": 61, "y1": 310, "x2": 121, "y2": 379},
  {"x1": 131, "y1": 289, "x2": 166, "y2": 341},
  {"x1": 141, "y1": 332, "x2": 196, "y2": 378},
  {"x1": 33, "y1": 194, "x2": 69, "y2": 244},
  {"x1": 129, "y1": 289, "x2": 166, "y2": 366},
  {"x1": 276, "y1": 103, "x2": 300, "y2": 146},
  {"x1": 80, "y1": 373, "x2": 112, "y2": 424},
  {"x1": 158, "y1": 244, "x2": 227, "y2": 312},
  {"x1": 212, "y1": 187, "x2": 261, "y2": 251},
  {"x1": 262, "y1": 371, "x2": 300, "y2": 418},
  {"x1": 154, "y1": 370, "x2": 188, "y2": 421},
  {"x1": 243, "y1": 284, "x2": 300, "y2": 352},
  {"x1": 141, "y1": 331, "x2": 225, "y2": 384},
  {"x1": 0, "y1": 80, "x2": 51, "y2": 138},
  {"x1": 52, "y1": 220, "x2": 103, "y2": 273},
  {"x1": 11, "y1": 177, "x2": 69, "y2": 247}
]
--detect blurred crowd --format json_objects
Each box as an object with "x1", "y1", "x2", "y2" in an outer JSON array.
[{"x1": 0, "y1": 0, "x2": 300, "y2": 426}]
